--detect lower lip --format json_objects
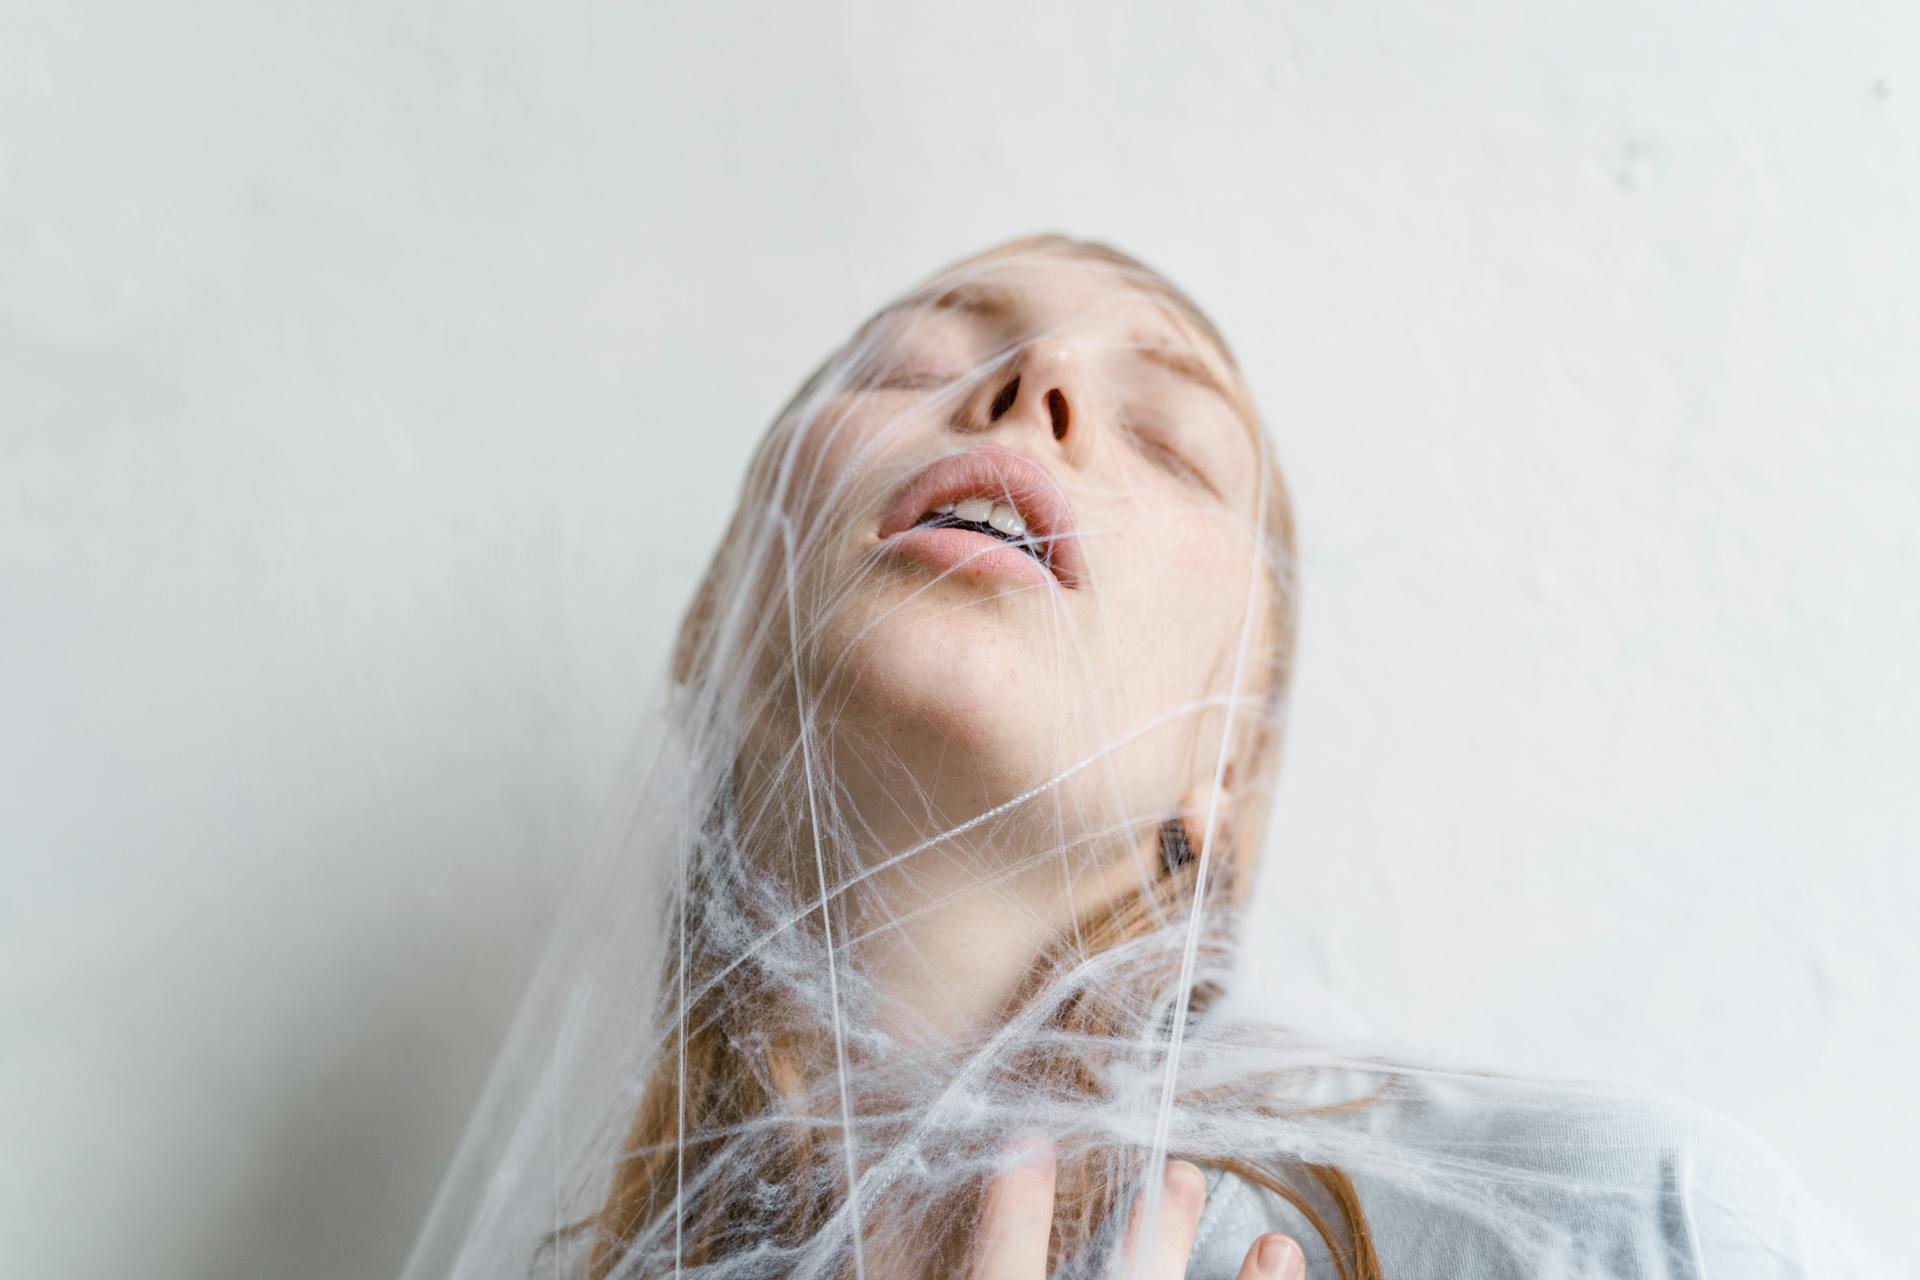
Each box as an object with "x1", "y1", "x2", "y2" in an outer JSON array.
[{"x1": 883, "y1": 526, "x2": 1058, "y2": 590}]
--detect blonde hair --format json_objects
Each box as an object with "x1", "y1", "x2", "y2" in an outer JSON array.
[{"x1": 586, "y1": 235, "x2": 1381, "y2": 1280}]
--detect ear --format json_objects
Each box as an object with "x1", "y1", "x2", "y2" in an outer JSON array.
[{"x1": 1162, "y1": 765, "x2": 1236, "y2": 875}]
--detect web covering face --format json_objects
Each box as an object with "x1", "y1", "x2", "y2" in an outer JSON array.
[{"x1": 399, "y1": 247, "x2": 1890, "y2": 1280}]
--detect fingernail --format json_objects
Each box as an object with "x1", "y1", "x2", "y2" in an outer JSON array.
[
  {"x1": 1164, "y1": 1159, "x2": 1206, "y2": 1210},
  {"x1": 1257, "y1": 1233, "x2": 1305, "y2": 1280}
]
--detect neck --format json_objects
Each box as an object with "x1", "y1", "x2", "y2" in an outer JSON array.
[{"x1": 850, "y1": 841, "x2": 1066, "y2": 1045}]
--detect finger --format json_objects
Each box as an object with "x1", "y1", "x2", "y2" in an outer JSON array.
[
  {"x1": 1235, "y1": 1232, "x2": 1306, "y2": 1280},
  {"x1": 1112, "y1": 1159, "x2": 1207, "y2": 1280},
  {"x1": 968, "y1": 1135, "x2": 1057, "y2": 1280}
]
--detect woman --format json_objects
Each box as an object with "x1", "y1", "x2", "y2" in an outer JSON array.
[{"x1": 401, "y1": 237, "x2": 1883, "y2": 1280}]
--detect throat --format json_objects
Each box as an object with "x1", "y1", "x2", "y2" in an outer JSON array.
[{"x1": 851, "y1": 853, "x2": 1067, "y2": 1047}]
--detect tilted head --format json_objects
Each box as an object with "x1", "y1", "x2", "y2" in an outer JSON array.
[
  {"x1": 674, "y1": 235, "x2": 1298, "y2": 1004},
  {"x1": 580, "y1": 237, "x2": 1347, "y2": 1279}
]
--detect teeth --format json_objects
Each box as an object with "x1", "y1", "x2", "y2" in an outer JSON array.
[{"x1": 925, "y1": 495, "x2": 1031, "y2": 542}]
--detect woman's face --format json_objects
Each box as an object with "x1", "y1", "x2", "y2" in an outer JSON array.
[{"x1": 758, "y1": 251, "x2": 1276, "y2": 897}]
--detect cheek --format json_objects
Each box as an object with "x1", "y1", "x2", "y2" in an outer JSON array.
[
  {"x1": 780, "y1": 400, "x2": 933, "y2": 588},
  {"x1": 782, "y1": 404, "x2": 885, "y2": 528},
  {"x1": 1094, "y1": 508, "x2": 1259, "y2": 712}
]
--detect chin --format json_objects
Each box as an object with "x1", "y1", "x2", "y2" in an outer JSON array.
[{"x1": 816, "y1": 588, "x2": 1080, "y2": 835}]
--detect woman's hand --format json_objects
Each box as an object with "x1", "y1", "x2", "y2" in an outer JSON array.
[{"x1": 967, "y1": 1140, "x2": 1306, "y2": 1280}]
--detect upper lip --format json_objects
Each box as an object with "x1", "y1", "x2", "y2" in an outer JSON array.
[{"x1": 876, "y1": 446, "x2": 1082, "y2": 588}]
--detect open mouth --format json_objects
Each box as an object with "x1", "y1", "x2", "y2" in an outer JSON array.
[
  {"x1": 910, "y1": 497, "x2": 1051, "y2": 571},
  {"x1": 877, "y1": 447, "x2": 1081, "y2": 589}
]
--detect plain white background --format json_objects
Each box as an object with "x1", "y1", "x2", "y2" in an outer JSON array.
[{"x1": 4, "y1": 3, "x2": 1916, "y2": 1276}]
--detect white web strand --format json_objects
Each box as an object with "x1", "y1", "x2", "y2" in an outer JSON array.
[
  {"x1": 1127, "y1": 424, "x2": 1272, "y2": 1280},
  {"x1": 782, "y1": 511, "x2": 867, "y2": 1280}
]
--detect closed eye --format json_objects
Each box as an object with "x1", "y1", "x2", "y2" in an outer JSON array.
[{"x1": 1129, "y1": 425, "x2": 1222, "y2": 499}]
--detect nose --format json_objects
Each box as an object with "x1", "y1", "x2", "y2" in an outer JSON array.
[{"x1": 966, "y1": 340, "x2": 1092, "y2": 465}]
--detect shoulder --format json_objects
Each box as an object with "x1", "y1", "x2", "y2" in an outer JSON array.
[{"x1": 1191, "y1": 1079, "x2": 1846, "y2": 1280}]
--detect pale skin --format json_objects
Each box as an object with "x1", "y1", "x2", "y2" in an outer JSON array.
[
  {"x1": 761, "y1": 248, "x2": 1309, "y2": 1275},
  {"x1": 777, "y1": 252, "x2": 1278, "y2": 1037}
]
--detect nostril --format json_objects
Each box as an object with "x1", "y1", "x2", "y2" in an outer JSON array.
[
  {"x1": 989, "y1": 375, "x2": 1020, "y2": 422},
  {"x1": 1045, "y1": 388, "x2": 1069, "y2": 441}
]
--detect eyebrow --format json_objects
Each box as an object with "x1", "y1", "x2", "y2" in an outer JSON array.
[{"x1": 927, "y1": 281, "x2": 1025, "y2": 321}]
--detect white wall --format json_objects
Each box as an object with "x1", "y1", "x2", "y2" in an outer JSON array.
[{"x1": 4, "y1": 3, "x2": 1915, "y2": 1276}]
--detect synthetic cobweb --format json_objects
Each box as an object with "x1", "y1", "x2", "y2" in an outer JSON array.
[{"x1": 399, "y1": 242, "x2": 1891, "y2": 1280}]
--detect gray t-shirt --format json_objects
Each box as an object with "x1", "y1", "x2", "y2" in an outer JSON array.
[{"x1": 1180, "y1": 1077, "x2": 1859, "y2": 1279}]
